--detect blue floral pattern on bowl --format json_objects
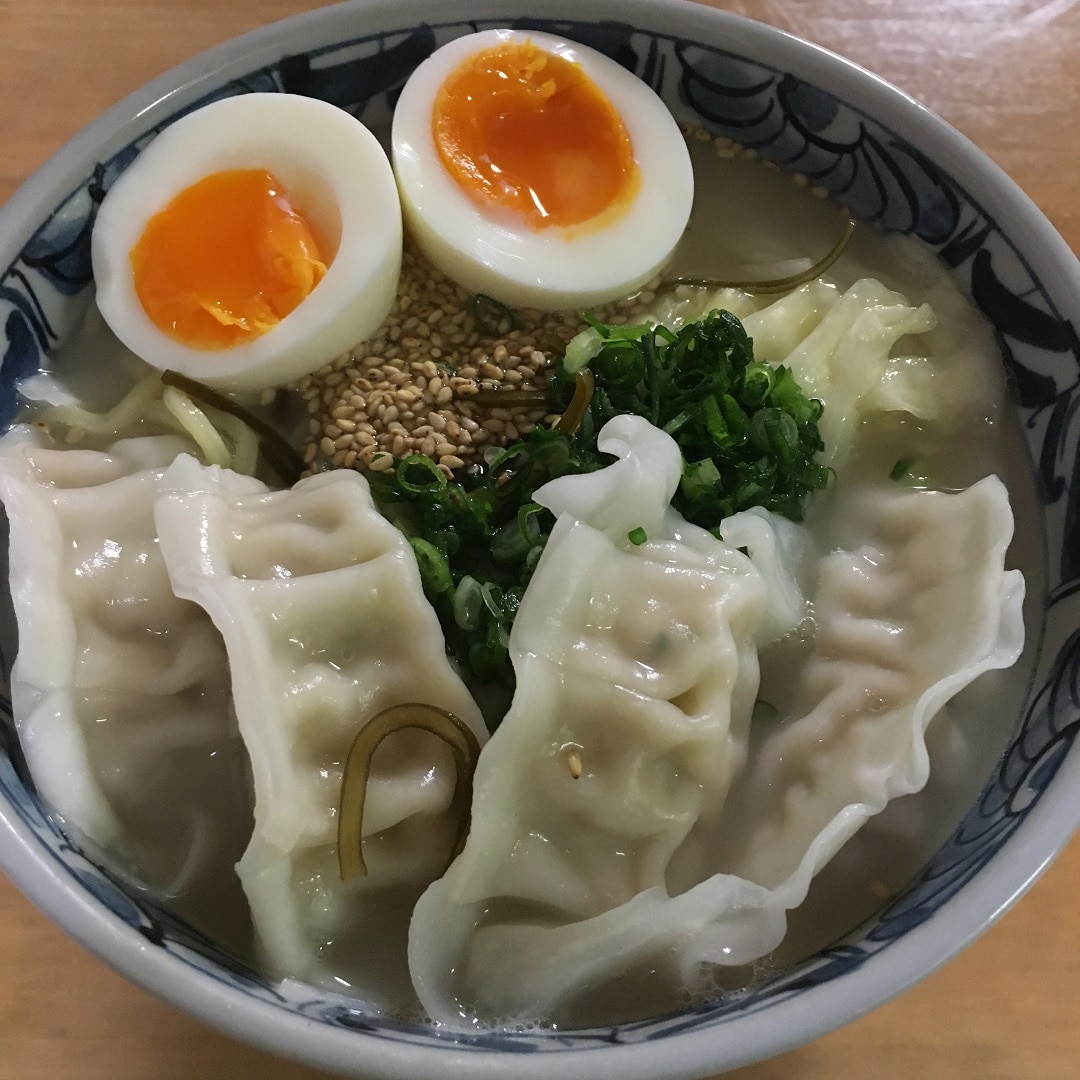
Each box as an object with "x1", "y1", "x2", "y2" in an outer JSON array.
[{"x1": 0, "y1": 9, "x2": 1077, "y2": 1065}]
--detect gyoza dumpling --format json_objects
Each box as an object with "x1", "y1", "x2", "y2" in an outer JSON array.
[
  {"x1": 742, "y1": 277, "x2": 936, "y2": 466},
  {"x1": 407, "y1": 416, "x2": 803, "y2": 1025},
  {"x1": 735, "y1": 266, "x2": 1003, "y2": 471},
  {"x1": 407, "y1": 416, "x2": 1023, "y2": 1029},
  {"x1": 687, "y1": 475, "x2": 1026, "y2": 901},
  {"x1": 155, "y1": 456, "x2": 487, "y2": 1012},
  {"x1": 655, "y1": 267, "x2": 999, "y2": 471},
  {"x1": 0, "y1": 425, "x2": 251, "y2": 945}
]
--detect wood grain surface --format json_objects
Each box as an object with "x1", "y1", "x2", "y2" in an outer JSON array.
[{"x1": 1, "y1": 1, "x2": 1078, "y2": 1078}]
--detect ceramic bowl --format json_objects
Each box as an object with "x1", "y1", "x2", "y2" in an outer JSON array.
[{"x1": 0, "y1": 1, "x2": 1078, "y2": 1077}]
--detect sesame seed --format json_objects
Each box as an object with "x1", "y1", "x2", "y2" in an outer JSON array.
[{"x1": 296, "y1": 237, "x2": 664, "y2": 474}]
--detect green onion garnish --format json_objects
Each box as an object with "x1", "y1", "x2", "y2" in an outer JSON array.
[{"x1": 365, "y1": 305, "x2": 829, "y2": 702}]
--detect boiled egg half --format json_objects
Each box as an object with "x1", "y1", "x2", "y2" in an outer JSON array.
[
  {"x1": 91, "y1": 93, "x2": 402, "y2": 392},
  {"x1": 391, "y1": 29, "x2": 693, "y2": 311}
]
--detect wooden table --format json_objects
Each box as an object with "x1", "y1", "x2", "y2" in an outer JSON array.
[{"x1": 1, "y1": 2, "x2": 1078, "y2": 1077}]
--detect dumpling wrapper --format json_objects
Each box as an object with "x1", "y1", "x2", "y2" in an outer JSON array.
[
  {"x1": 0, "y1": 425, "x2": 251, "y2": 946},
  {"x1": 155, "y1": 456, "x2": 487, "y2": 1012},
  {"x1": 408, "y1": 417, "x2": 800, "y2": 1025},
  {"x1": 407, "y1": 416, "x2": 1023, "y2": 1028}
]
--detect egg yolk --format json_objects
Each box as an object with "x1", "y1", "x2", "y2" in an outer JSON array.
[
  {"x1": 432, "y1": 41, "x2": 639, "y2": 230},
  {"x1": 130, "y1": 168, "x2": 327, "y2": 351}
]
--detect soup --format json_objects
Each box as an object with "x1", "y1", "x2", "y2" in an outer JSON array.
[{"x1": 0, "y1": 30, "x2": 1033, "y2": 1030}]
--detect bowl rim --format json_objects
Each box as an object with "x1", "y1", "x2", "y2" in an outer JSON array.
[{"x1": 1, "y1": 1, "x2": 1078, "y2": 1077}]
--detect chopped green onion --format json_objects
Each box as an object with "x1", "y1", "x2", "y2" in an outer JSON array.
[
  {"x1": 743, "y1": 361, "x2": 775, "y2": 406},
  {"x1": 452, "y1": 576, "x2": 484, "y2": 631},
  {"x1": 680, "y1": 457, "x2": 722, "y2": 503},
  {"x1": 627, "y1": 527, "x2": 648, "y2": 546},
  {"x1": 366, "y1": 303, "x2": 829, "y2": 700},
  {"x1": 517, "y1": 503, "x2": 544, "y2": 545},
  {"x1": 563, "y1": 326, "x2": 606, "y2": 374},
  {"x1": 749, "y1": 408, "x2": 799, "y2": 462},
  {"x1": 409, "y1": 537, "x2": 452, "y2": 594},
  {"x1": 662, "y1": 410, "x2": 693, "y2": 437},
  {"x1": 702, "y1": 395, "x2": 731, "y2": 448},
  {"x1": 490, "y1": 518, "x2": 531, "y2": 564},
  {"x1": 481, "y1": 580, "x2": 512, "y2": 623},
  {"x1": 594, "y1": 339, "x2": 645, "y2": 387},
  {"x1": 397, "y1": 454, "x2": 448, "y2": 494}
]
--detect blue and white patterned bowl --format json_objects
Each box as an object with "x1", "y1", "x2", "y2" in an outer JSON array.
[{"x1": 1, "y1": 0, "x2": 1078, "y2": 1076}]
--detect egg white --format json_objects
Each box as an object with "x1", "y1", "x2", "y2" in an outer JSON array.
[
  {"x1": 91, "y1": 93, "x2": 402, "y2": 392},
  {"x1": 391, "y1": 29, "x2": 693, "y2": 312}
]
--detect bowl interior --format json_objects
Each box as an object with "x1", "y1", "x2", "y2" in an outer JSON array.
[{"x1": 0, "y1": 3, "x2": 1078, "y2": 1077}]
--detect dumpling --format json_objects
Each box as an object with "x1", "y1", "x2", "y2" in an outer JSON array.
[
  {"x1": 742, "y1": 277, "x2": 936, "y2": 465},
  {"x1": 0, "y1": 425, "x2": 252, "y2": 946},
  {"x1": 653, "y1": 267, "x2": 999, "y2": 471},
  {"x1": 689, "y1": 475, "x2": 1026, "y2": 896},
  {"x1": 154, "y1": 456, "x2": 488, "y2": 1012},
  {"x1": 738, "y1": 265, "x2": 1003, "y2": 469},
  {"x1": 407, "y1": 416, "x2": 800, "y2": 1025},
  {"x1": 407, "y1": 416, "x2": 1023, "y2": 1028}
]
